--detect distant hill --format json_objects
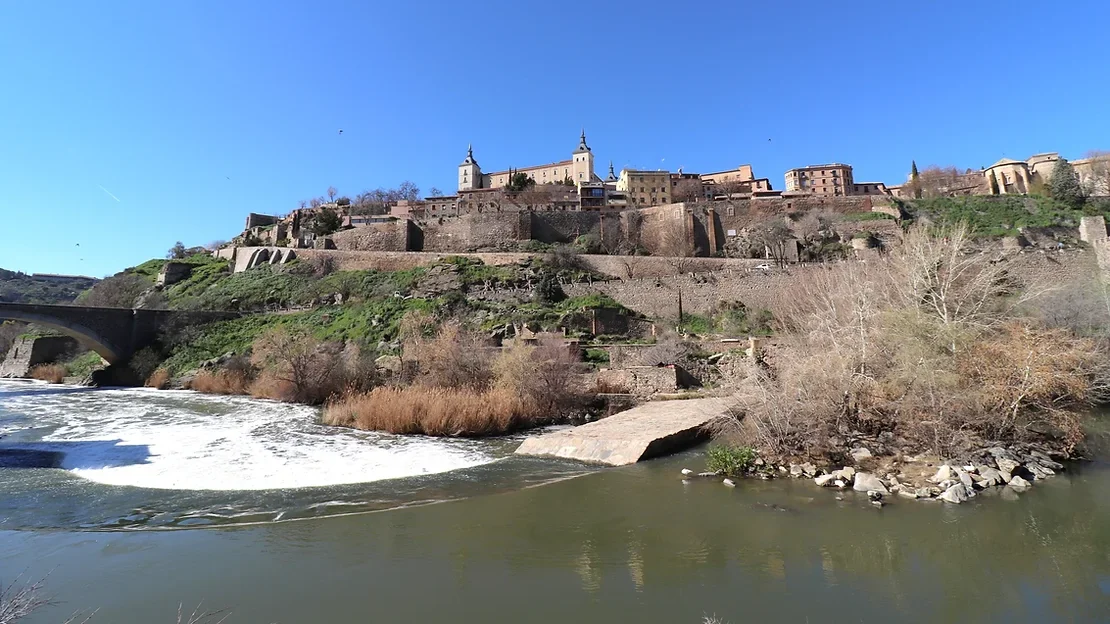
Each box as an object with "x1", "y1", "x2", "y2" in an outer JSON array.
[{"x1": 0, "y1": 269, "x2": 98, "y2": 304}]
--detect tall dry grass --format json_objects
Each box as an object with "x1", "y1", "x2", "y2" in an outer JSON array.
[
  {"x1": 188, "y1": 369, "x2": 252, "y2": 395},
  {"x1": 29, "y1": 364, "x2": 66, "y2": 384},
  {"x1": 322, "y1": 386, "x2": 530, "y2": 436},
  {"x1": 145, "y1": 368, "x2": 171, "y2": 389},
  {"x1": 325, "y1": 328, "x2": 587, "y2": 436},
  {"x1": 719, "y1": 223, "x2": 1110, "y2": 459}
]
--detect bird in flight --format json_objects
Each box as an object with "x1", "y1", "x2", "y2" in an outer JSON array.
[{"x1": 338, "y1": 129, "x2": 344, "y2": 135}]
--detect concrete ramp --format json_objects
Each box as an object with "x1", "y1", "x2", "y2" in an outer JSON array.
[{"x1": 515, "y1": 397, "x2": 733, "y2": 466}]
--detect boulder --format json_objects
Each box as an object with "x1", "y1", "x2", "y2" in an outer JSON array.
[
  {"x1": 697, "y1": 472, "x2": 719, "y2": 478},
  {"x1": 789, "y1": 464, "x2": 803, "y2": 477},
  {"x1": 850, "y1": 447, "x2": 873, "y2": 463},
  {"x1": 834, "y1": 479, "x2": 846, "y2": 488},
  {"x1": 915, "y1": 487, "x2": 934, "y2": 499},
  {"x1": 814, "y1": 474, "x2": 838, "y2": 487},
  {"x1": 898, "y1": 489, "x2": 919, "y2": 500},
  {"x1": 839, "y1": 466, "x2": 857, "y2": 480},
  {"x1": 1028, "y1": 450, "x2": 1064, "y2": 471},
  {"x1": 852, "y1": 472, "x2": 889, "y2": 495},
  {"x1": 867, "y1": 490, "x2": 883, "y2": 502},
  {"x1": 976, "y1": 466, "x2": 1003, "y2": 487},
  {"x1": 1009, "y1": 475, "x2": 1032, "y2": 489},
  {"x1": 681, "y1": 468, "x2": 694, "y2": 476},
  {"x1": 801, "y1": 462, "x2": 819, "y2": 477},
  {"x1": 1026, "y1": 462, "x2": 1055, "y2": 480},
  {"x1": 952, "y1": 466, "x2": 976, "y2": 490},
  {"x1": 996, "y1": 457, "x2": 1021, "y2": 476},
  {"x1": 939, "y1": 483, "x2": 969, "y2": 504},
  {"x1": 722, "y1": 479, "x2": 736, "y2": 488},
  {"x1": 930, "y1": 465, "x2": 954, "y2": 483}
]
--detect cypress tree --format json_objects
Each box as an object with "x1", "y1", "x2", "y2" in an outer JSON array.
[{"x1": 1049, "y1": 159, "x2": 1084, "y2": 207}]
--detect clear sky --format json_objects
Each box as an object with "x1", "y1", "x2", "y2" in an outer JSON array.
[{"x1": 1, "y1": 0, "x2": 1107, "y2": 277}]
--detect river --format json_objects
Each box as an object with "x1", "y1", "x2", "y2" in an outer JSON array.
[{"x1": 1, "y1": 380, "x2": 1109, "y2": 623}]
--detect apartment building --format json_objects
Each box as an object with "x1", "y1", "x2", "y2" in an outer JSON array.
[
  {"x1": 784, "y1": 164, "x2": 854, "y2": 196},
  {"x1": 616, "y1": 169, "x2": 672, "y2": 206}
]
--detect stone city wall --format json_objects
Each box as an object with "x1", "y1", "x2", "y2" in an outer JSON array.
[
  {"x1": 331, "y1": 219, "x2": 413, "y2": 252},
  {"x1": 421, "y1": 212, "x2": 532, "y2": 252}
]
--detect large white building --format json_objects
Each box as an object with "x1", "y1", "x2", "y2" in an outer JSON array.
[{"x1": 458, "y1": 131, "x2": 601, "y2": 192}]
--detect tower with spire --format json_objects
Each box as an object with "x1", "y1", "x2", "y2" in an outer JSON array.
[
  {"x1": 458, "y1": 144, "x2": 482, "y2": 191},
  {"x1": 571, "y1": 129, "x2": 595, "y2": 187}
]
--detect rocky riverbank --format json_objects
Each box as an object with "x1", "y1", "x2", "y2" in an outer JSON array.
[{"x1": 689, "y1": 442, "x2": 1071, "y2": 506}]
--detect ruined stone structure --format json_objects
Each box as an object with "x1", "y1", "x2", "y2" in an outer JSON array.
[
  {"x1": 0, "y1": 303, "x2": 237, "y2": 364},
  {"x1": 0, "y1": 335, "x2": 82, "y2": 378}
]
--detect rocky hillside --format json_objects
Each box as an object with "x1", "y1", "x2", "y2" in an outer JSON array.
[{"x1": 0, "y1": 269, "x2": 97, "y2": 304}]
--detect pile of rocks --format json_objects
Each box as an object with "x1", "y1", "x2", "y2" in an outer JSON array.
[
  {"x1": 685, "y1": 443, "x2": 1069, "y2": 506},
  {"x1": 799, "y1": 444, "x2": 1066, "y2": 504}
]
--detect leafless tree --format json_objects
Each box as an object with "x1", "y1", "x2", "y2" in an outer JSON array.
[
  {"x1": 658, "y1": 225, "x2": 696, "y2": 274},
  {"x1": 752, "y1": 220, "x2": 793, "y2": 268},
  {"x1": 1082, "y1": 150, "x2": 1110, "y2": 196},
  {"x1": 428, "y1": 186, "x2": 444, "y2": 198},
  {"x1": 309, "y1": 197, "x2": 322, "y2": 209},
  {"x1": 326, "y1": 186, "x2": 338, "y2": 203},
  {"x1": 672, "y1": 179, "x2": 704, "y2": 203}
]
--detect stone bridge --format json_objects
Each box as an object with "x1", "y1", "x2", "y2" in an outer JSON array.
[{"x1": 0, "y1": 303, "x2": 237, "y2": 364}]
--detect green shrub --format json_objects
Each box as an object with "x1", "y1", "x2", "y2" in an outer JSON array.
[
  {"x1": 583, "y1": 348, "x2": 610, "y2": 365},
  {"x1": 706, "y1": 444, "x2": 758, "y2": 477}
]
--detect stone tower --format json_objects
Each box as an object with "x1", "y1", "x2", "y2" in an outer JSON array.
[
  {"x1": 458, "y1": 144, "x2": 482, "y2": 191},
  {"x1": 571, "y1": 130, "x2": 594, "y2": 187}
]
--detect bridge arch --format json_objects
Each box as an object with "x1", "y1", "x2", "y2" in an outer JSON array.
[{"x1": 0, "y1": 308, "x2": 125, "y2": 364}]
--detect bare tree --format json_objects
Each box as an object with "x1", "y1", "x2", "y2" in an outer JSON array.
[
  {"x1": 672, "y1": 179, "x2": 704, "y2": 203},
  {"x1": 752, "y1": 220, "x2": 793, "y2": 268},
  {"x1": 309, "y1": 197, "x2": 322, "y2": 209},
  {"x1": 326, "y1": 186, "x2": 338, "y2": 203},
  {"x1": 428, "y1": 186, "x2": 444, "y2": 198},
  {"x1": 1082, "y1": 150, "x2": 1110, "y2": 196},
  {"x1": 658, "y1": 225, "x2": 696, "y2": 274}
]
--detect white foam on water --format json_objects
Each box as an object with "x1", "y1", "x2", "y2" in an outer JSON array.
[{"x1": 0, "y1": 383, "x2": 498, "y2": 491}]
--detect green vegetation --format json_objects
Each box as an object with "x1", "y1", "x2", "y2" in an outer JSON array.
[
  {"x1": 583, "y1": 348, "x2": 610, "y2": 365},
  {"x1": 898, "y1": 195, "x2": 1110, "y2": 237},
  {"x1": 679, "y1": 302, "x2": 774, "y2": 336},
  {"x1": 1049, "y1": 160, "x2": 1085, "y2": 207},
  {"x1": 0, "y1": 269, "x2": 97, "y2": 304},
  {"x1": 840, "y1": 211, "x2": 896, "y2": 222},
  {"x1": 63, "y1": 351, "x2": 107, "y2": 379},
  {"x1": 706, "y1": 444, "x2": 758, "y2": 477}
]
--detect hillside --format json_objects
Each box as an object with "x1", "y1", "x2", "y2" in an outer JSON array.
[{"x1": 0, "y1": 269, "x2": 98, "y2": 304}]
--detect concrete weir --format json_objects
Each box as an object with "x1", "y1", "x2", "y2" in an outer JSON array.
[{"x1": 515, "y1": 397, "x2": 733, "y2": 466}]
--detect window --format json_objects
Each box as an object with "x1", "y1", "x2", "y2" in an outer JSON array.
[{"x1": 727, "y1": 206, "x2": 735, "y2": 217}]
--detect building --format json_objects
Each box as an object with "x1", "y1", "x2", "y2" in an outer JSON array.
[
  {"x1": 784, "y1": 163, "x2": 888, "y2": 197},
  {"x1": 1074, "y1": 153, "x2": 1110, "y2": 196},
  {"x1": 617, "y1": 169, "x2": 672, "y2": 207},
  {"x1": 784, "y1": 164, "x2": 853, "y2": 196},
  {"x1": 458, "y1": 131, "x2": 600, "y2": 192}
]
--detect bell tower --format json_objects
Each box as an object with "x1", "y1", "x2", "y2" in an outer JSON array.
[
  {"x1": 571, "y1": 129, "x2": 594, "y2": 188},
  {"x1": 458, "y1": 144, "x2": 482, "y2": 191}
]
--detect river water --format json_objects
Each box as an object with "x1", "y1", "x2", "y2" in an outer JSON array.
[{"x1": 1, "y1": 380, "x2": 1109, "y2": 623}]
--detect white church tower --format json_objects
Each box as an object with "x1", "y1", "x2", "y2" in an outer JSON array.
[
  {"x1": 458, "y1": 144, "x2": 482, "y2": 191},
  {"x1": 571, "y1": 129, "x2": 594, "y2": 187}
]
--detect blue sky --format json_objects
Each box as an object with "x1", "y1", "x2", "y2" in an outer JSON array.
[{"x1": 1, "y1": 0, "x2": 1107, "y2": 277}]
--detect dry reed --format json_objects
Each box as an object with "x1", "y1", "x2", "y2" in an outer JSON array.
[
  {"x1": 29, "y1": 364, "x2": 66, "y2": 384},
  {"x1": 145, "y1": 368, "x2": 171, "y2": 389},
  {"x1": 322, "y1": 386, "x2": 533, "y2": 436}
]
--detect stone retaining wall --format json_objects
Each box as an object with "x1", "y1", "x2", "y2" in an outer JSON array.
[{"x1": 0, "y1": 336, "x2": 81, "y2": 378}]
